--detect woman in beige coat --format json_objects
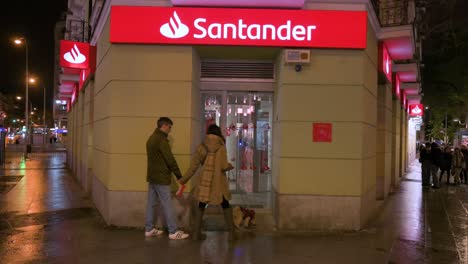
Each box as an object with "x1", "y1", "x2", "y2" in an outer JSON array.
[{"x1": 180, "y1": 124, "x2": 237, "y2": 240}]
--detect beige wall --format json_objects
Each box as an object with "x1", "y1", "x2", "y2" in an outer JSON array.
[
  {"x1": 70, "y1": 17, "x2": 201, "y2": 226},
  {"x1": 92, "y1": 18, "x2": 200, "y2": 193},
  {"x1": 67, "y1": 109, "x2": 74, "y2": 170},
  {"x1": 391, "y1": 99, "x2": 402, "y2": 187},
  {"x1": 275, "y1": 49, "x2": 374, "y2": 196},
  {"x1": 275, "y1": 20, "x2": 378, "y2": 230},
  {"x1": 401, "y1": 109, "x2": 408, "y2": 177},
  {"x1": 376, "y1": 83, "x2": 393, "y2": 200}
]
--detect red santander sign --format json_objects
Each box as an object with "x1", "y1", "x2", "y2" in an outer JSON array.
[
  {"x1": 110, "y1": 6, "x2": 367, "y2": 49},
  {"x1": 78, "y1": 69, "x2": 91, "y2": 91},
  {"x1": 171, "y1": 0, "x2": 305, "y2": 8},
  {"x1": 60, "y1": 40, "x2": 94, "y2": 69},
  {"x1": 409, "y1": 104, "x2": 424, "y2": 117},
  {"x1": 379, "y1": 43, "x2": 392, "y2": 83}
]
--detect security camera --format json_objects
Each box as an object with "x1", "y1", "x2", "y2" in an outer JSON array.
[{"x1": 295, "y1": 64, "x2": 302, "y2": 72}]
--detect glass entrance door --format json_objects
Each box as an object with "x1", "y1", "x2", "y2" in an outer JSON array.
[{"x1": 202, "y1": 91, "x2": 273, "y2": 196}]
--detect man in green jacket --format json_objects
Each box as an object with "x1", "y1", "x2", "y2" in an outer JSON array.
[{"x1": 145, "y1": 117, "x2": 189, "y2": 240}]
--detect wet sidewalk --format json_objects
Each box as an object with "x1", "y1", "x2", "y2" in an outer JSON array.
[{"x1": 0, "y1": 153, "x2": 467, "y2": 263}]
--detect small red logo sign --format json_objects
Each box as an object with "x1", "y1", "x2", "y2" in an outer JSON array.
[
  {"x1": 60, "y1": 40, "x2": 93, "y2": 69},
  {"x1": 79, "y1": 69, "x2": 90, "y2": 91},
  {"x1": 313, "y1": 123, "x2": 333, "y2": 143},
  {"x1": 379, "y1": 43, "x2": 392, "y2": 83},
  {"x1": 409, "y1": 104, "x2": 424, "y2": 116}
]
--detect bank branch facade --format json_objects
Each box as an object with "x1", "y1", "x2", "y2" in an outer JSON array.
[{"x1": 61, "y1": 0, "x2": 422, "y2": 231}]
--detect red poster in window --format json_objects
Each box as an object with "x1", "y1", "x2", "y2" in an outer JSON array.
[{"x1": 313, "y1": 123, "x2": 332, "y2": 142}]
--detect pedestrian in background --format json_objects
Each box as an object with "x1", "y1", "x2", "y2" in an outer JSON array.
[
  {"x1": 430, "y1": 142, "x2": 442, "y2": 188},
  {"x1": 419, "y1": 142, "x2": 432, "y2": 187},
  {"x1": 439, "y1": 147, "x2": 452, "y2": 184},
  {"x1": 461, "y1": 145, "x2": 468, "y2": 184},
  {"x1": 451, "y1": 147, "x2": 464, "y2": 185},
  {"x1": 145, "y1": 117, "x2": 189, "y2": 240}
]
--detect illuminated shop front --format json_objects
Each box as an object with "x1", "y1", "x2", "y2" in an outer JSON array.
[{"x1": 64, "y1": 0, "x2": 420, "y2": 231}]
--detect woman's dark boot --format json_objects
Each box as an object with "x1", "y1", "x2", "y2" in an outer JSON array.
[
  {"x1": 223, "y1": 207, "x2": 239, "y2": 241},
  {"x1": 192, "y1": 207, "x2": 206, "y2": 240}
]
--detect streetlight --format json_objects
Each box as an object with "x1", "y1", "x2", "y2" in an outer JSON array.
[
  {"x1": 13, "y1": 36, "x2": 30, "y2": 157},
  {"x1": 14, "y1": 96, "x2": 33, "y2": 122},
  {"x1": 28, "y1": 77, "x2": 46, "y2": 135}
]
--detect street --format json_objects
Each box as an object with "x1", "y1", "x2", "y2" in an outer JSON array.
[{"x1": 0, "y1": 151, "x2": 467, "y2": 263}]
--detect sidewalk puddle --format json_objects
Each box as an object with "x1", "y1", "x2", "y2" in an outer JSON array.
[
  {"x1": 0, "y1": 207, "x2": 96, "y2": 231},
  {"x1": 0, "y1": 176, "x2": 23, "y2": 194}
]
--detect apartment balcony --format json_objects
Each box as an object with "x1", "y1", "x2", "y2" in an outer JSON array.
[
  {"x1": 372, "y1": 0, "x2": 420, "y2": 94},
  {"x1": 64, "y1": 19, "x2": 90, "y2": 43},
  {"x1": 373, "y1": 0, "x2": 417, "y2": 62},
  {"x1": 372, "y1": 0, "x2": 415, "y2": 27}
]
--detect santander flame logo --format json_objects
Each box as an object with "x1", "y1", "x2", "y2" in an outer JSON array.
[
  {"x1": 160, "y1": 11, "x2": 189, "y2": 39},
  {"x1": 411, "y1": 105, "x2": 422, "y2": 114},
  {"x1": 63, "y1": 44, "x2": 87, "y2": 64}
]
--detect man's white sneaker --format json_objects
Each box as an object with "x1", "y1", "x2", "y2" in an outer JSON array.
[
  {"x1": 168, "y1": 230, "x2": 189, "y2": 240},
  {"x1": 145, "y1": 228, "x2": 164, "y2": 237}
]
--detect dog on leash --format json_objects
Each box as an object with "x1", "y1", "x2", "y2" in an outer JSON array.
[{"x1": 233, "y1": 206, "x2": 256, "y2": 229}]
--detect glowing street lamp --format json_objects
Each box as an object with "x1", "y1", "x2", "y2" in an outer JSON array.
[
  {"x1": 13, "y1": 36, "x2": 30, "y2": 157},
  {"x1": 28, "y1": 76, "x2": 47, "y2": 134}
]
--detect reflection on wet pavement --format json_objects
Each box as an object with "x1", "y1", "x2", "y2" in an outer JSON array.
[
  {"x1": 0, "y1": 153, "x2": 466, "y2": 263},
  {"x1": 0, "y1": 176, "x2": 23, "y2": 194}
]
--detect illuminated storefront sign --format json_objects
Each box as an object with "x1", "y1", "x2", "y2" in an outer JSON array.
[
  {"x1": 171, "y1": 0, "x2": 305, "y2": 8},
  {"x1": 66, "y1": 99, "x2": 71, "y2": 112},
  {"x1": 79, "y1": 69, "x2": 91, "y2": 91},
  {"x1": 393, "y1": 74, "x2": 401, "y2": 99},
  {"x1": 71, "y1": 85, "x2": 77, "y2": 105},
  {"x1": 409, "y1": 104, "x2": 424, "y2": 117},
  {"x1": 402, "y1": 91, "x2": 407, "y2": 108},
  {"x1": 379, "y1": 43, "x2": 392, "y2": 83},
  {"x1": 110, "y1": 7, "x2": 367, "y2": 49},
  {"x1": 60, "y1": 40, "x2": 96, "y2": 69}
]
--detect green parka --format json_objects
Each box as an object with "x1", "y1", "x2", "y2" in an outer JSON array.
[{"x1": 146, "y1": 129, "x2": 182, "y2": 185}]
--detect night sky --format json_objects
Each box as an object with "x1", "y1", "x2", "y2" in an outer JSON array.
[{"x1": 0, "y1": 0, "x2": 68, "y2": 116}]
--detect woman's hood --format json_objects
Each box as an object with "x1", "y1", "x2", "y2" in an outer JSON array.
[{"x1": 203, "y1": 134, "x2": 224, "y2": 153}]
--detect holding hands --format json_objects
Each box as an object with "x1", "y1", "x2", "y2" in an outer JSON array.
[{"x1": 225, "y1": 163, "x2": 234, "y2": 172}]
